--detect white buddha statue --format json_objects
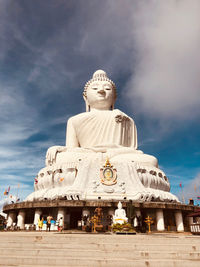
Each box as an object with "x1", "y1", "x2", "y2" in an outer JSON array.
[
  {"x1": 45, "y1": 70, "x2": 157, "y2": 167},
  {"x1": 26, "y1": 70, "x2": 179, "y2": 203},
  {"x1": 113, "y1": 201, "x2": 128, "y2": 225}
]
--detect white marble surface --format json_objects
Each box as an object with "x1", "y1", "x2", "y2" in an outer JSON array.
[{"x1": 26, "y1": 70, "x2": 179, "y2": 203}]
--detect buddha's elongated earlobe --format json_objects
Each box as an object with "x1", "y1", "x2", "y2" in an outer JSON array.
[
  {"x1": 85, "y1": 102, "x2": 90, "y2": 112},
  {"x1": 83, "y1": 95, "x2": 90, "y2": 112}
]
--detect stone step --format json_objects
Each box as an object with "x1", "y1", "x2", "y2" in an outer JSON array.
[
  {"x1": 0, "y1": 233, "x2": 198, "y2": 243},
  {"x1": 1, "y1": 239, "x2": 199, "y2": 248},
  {"x1": 0, "y1": 242, "x2": 199, "y2": 252},
  {"x1": 1, "y1": 255, "x2": 200, "y2": 267},
  {"x1": 1, "y1": 264, "x2": 200, "y2": 267},
  {"x1": 0, "y1": 248, "x2": 200, "y2": 260},
  {"x1": 1, "y1": 232, "x2": 200, "y2": 267}
]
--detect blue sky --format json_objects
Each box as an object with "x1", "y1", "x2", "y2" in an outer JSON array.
[{"x1": 0, "y1": 0, "x2": 200, "y2": 204}]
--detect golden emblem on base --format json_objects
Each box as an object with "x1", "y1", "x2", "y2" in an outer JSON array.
[{"x1": 100, "y1": 158, "x2": 117, "y2": 186}]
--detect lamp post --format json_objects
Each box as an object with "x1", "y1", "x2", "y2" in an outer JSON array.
[{"x1": 144, "y1": 216, "x2": 154, "y2": 233}]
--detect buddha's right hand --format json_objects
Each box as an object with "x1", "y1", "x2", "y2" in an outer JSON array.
[{"x1": 45, "y1": 146, "x2": 66, "y2": 165}]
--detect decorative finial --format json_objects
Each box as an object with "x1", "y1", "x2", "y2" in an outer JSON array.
[
  {"x1": 92, "y1": 70, "x2": 108, "y2": 80},
  {"x1": 104, "y1": 157, "x2": 112, "y2": 167}
]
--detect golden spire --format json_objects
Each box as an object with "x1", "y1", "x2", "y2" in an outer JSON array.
[{"x1": 105, "y1": 157, "x2": 111, "y2": 167}]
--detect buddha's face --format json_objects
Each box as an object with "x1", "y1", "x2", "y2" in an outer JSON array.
[
  {"x1": 86, "y1": 81, "x2": 114, "y2": 110},
  {"x1": 118, "y1": 202, "x2": 122, "y2": 209}
]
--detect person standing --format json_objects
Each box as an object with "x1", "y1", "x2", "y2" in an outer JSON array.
[
  {"x1": 46, "y1": 215, "x2": 53, "y2": 232},
  {"x1": 58, "y1": 217, "x2": 63, "y2": 232},
  {"x1": 56, "y1": 219, "x2": 59, "y2": 231},
  {"x1": 3, "y1": 219, "x2": 7, "y2": 231},
  {"x1": 38, "y1": 217, "x2": 43, "y2": 231}
]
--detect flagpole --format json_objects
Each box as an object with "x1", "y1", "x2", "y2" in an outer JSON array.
[
  {"x1": 16, "y1": 184, "x2": 20, "y2": 200},
  {"x1": 181, "y1": 187, "x2": 185, "y2": 204},
  {"x1": 179, "y1": 183, "x2": 185, "y2": 204}
]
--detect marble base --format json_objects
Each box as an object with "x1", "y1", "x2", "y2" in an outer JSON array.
[{"x1": 26, "y1": 158, "x2": 179, "y2": 203}]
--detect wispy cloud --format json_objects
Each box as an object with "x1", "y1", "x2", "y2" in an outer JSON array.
[
  {"x1": 180, "y1": 173, "x2": 200, "y2": 203},
  {"x1": 125, "y1": 0, "x2": 200, "y2": 120}
]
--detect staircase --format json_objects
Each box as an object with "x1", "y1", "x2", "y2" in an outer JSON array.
[{"x1": 0, "y1": 231, "x2": 200, "y2": 266}]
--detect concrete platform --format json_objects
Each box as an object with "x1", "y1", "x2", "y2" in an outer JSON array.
[
  {"x1": 0, "y1": 231, "x2": 200, "y2": 266},
  {"x1": 3, "y1": 199, "x2": 197, "y2": 213}
]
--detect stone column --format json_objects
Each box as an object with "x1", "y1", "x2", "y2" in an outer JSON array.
[
  {"x1": 107, "y1": 208, "x2": 115, "y2": 217},
  {"x1": 135, "y1": 209, "x2": 141, "y2": 217},
  {"x1": 156, "y1": 209, "x2": 165, "y2": 231},
  {"x1": 188, "y1": 216, "x2": 193, "y2": 225},
  {"x1": 7, "y1": 212, "x2": 16, "y2": 227},
  {"x1": 17, "y1": 210, "x2": 26, "y2": 230},
  {"x1": 107, "y1": 208, "x2": 115, "y2": 230},
  {"x1": 82, "y1": 208, "x2": 90, "y2": 217},
  {"x1": 57, "y1": 208, "x2": 65, "y2": 230},
  {"x1": 81, "y1": 208, "x2": 90, "y2": 230},
  {"x1": 57, "y1": 208, "x2": 65, "y2": 220},
  {"x1": 175, "y1": 211, "x2": 184, "y2": 232},
  {"x1": 34, "y1": 209, "x2": 42, "y2": 226}
]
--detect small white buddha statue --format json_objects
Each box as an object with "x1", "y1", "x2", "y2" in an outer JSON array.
[{"x1": 113, "y1": 202, "x2": 128, "y2": 225}]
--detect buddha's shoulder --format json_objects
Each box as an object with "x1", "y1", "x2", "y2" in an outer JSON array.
[
  {"x1": 114, "y1": 109, "x2": 133, "y2": 120},
  {"x1": 68, "y1": 110, "x2": 133, "y2": 123},
  {"x1": 114, "y1": 109, "x2": 127, "y2": 115},
  {"x1": 67, "y1": 112, "x2": 92, "y2": 123}
]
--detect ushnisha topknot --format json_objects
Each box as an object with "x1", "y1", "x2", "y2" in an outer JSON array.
[{"x1": 83, "y1": 70, "x2": 117, "y2": 100}]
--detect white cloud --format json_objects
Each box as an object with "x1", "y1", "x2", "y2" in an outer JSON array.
[
  {"x1": 1, "y1": 0, "x2": 200, "y2": 122},
  {"x1": 0, "y1": 183, "x2": 33, "y2": 205},
  {"x1": 125, "y1": 0, "x2": 200, "y2": 120},
  {"x1": 0, "y1": 194, "x2": 22, "y2": 215},
  {"x1": 181, "y1": 173, "x2": 200, "y2": 202},
  {"x1": 0, "y1": 156, "x2": 43, "y2": 171}
]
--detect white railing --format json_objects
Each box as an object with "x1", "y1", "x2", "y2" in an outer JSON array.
[{"x1": 190, "y1": 223, "x2": 200, "y2": 234}]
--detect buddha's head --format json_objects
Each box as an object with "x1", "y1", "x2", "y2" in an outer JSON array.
[
  {"x1": 83, "y1": 70, "x2": 117, "y2": 111},
  {"x1": 117, "y1": 201, "x2": 122, "y2": 209}
]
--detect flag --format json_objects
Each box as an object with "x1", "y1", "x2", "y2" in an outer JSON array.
[
  {"x1": 3, "y1": 186, "x2": 10, "y2": 195},
  {"x1": 179, "y1": 183, "x2": 182, "y2": 188}
]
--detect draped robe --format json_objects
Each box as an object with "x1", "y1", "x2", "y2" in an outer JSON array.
[{"x1": 66, "y1": 109, "x2": 138, "y2": 151}]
